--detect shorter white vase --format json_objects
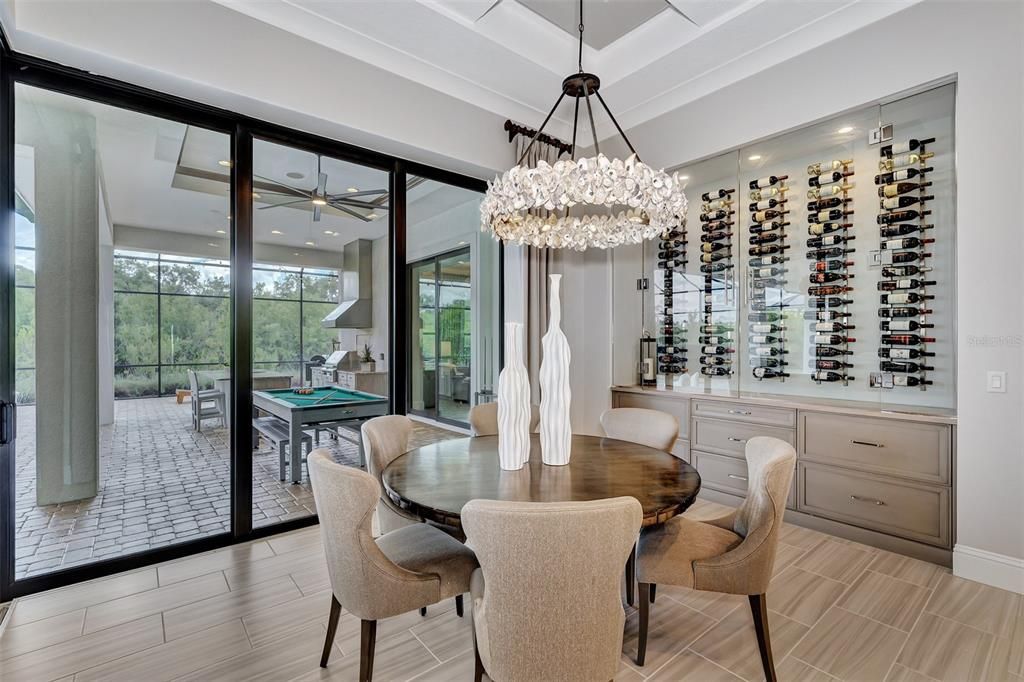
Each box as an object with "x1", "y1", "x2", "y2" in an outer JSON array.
[{"x1": 496, "y1": 322, "x2": 531, "y2": 470}]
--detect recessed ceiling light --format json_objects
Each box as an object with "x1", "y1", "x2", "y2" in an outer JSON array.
[
  {"x1": 215, "y1": 229, "x2": 226, "y2": 234},
  {"x1": 837, "y1": 126, "x2": 854, "y2": 134},
  {"x1": 311, "y1": 197, "x2": 328, "y2": 206},
  {"x1": 346, "y1": 187, "x2": 359, "y2": 193},
  {"x1": 293, "y1": 252, "x2": 300, "y2": 256},
  {"x1": 271, "y1": 229, "x2": 283, "y2": 235},
  {"x1": 226, "y1": 214, "x2": 232, "y2": 220},
  {"x1": 457, "y1": 241, "x2": 467, "y2": 245},
  {"x1": 324, "y1": 230, "x2": 334, "y2": 235},
  {"x1": 305, "y1": 241, "x2": 316, "y2": 246},
  {"x1": 366, "y1": 213, "x2": 378, "y2": 219},
  {"x1": 252, "y1": 192, "x2": 262, "y2": 200},
  {"x1": 207, "y1": 242, "x2": 218, "y2": 247},
  {"x1": 748, "y1": 155, "x2": 762, "y2": 161},
  {"x1": 286, "y1": 171, "x2": 305, "y2": 179},
  {"x1": 218, "y1": 160, "x2": 231, "y2": 167},
  {"x1": 679, "y1": 175, "x2": 689, "y2": 181}
]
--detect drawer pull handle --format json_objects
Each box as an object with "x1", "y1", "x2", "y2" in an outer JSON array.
[
  {"x1": 729, "y1": 409, "x2": 752, "y2": 416},
  {"x1": 727, "y1": 474, "x2": 748, "y2": 481},
  {"x1": 850, "y1": 494, "x2": 886, "y2": 506},
  {"x1": 728, "y1": 437, "x2": 747, "y2": 443},
  {"x1": 850, "y1": 439, "x2": 884, "y2": 448}
]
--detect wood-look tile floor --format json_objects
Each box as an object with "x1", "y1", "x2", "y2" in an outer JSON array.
[{"x1": 2, "y1": 498, "x2": 1021, "y2": 681}]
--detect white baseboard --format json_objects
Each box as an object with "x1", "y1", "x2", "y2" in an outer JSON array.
[{"x1": 953, "y1": 544, "x2": 1024, "y2": 594}]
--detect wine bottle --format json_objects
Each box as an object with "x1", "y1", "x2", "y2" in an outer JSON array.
[
  {"x1": 657, "y1": 345, "x2": 680, "y2": 354},
  {"x1": 806, "y1": 247, "x2": 855, "y2": 260},
  {"x1": 809, "y1": 208, "x2": 853, "y2": 222},
  {"x1": 752, "y1": 209, "x2": 789, "y2": 223},
  {"x1": 880, "y1": 138, "x2": 935, "y2": 157},
  {"x1": 700, "y1": 324, "x2": 730, "y2": 334},
  {"x1": 881, "y1": 333, "x2": 935, "y2": 345},
  {"x1": 749, "y1": 198, "x2": 785, "y2": 211},
  {"x1": 756, "y1": 358, "x2": 788, "y2": 369},
  {"x1": 750, "y1": 221, "x2": 789, "y2": 234},
  {"x1": 878, "y1": 347, "x2": 935, "y2": 359},
  {"x1": 748, "y1": 312, "x2": 781, "y2": 322},
  {"x1": 749, "y1": 186, "x2": 789, "y2": 201},
  {"x1": 892, "y1": 376, "x2": 932, "y2": 387},
  {"x1": 808, "y1": 170, "x2": 855, "y2": 188},
  {"x1": 752, "y1": 367, "x2": 789, "y2": 379},
  {"x1": 811, "y1": 346, "x2": 852, "y2": 357},
  {"x1": 658, "y1": 247, "x2": 683, "y2": 257},
  {"x1": 700, "y1": 355, "x2": 731, "y2": 366},
  {"x1": 877, "y1": 279, "x2": 935, "y2": 291},
  {"x1": 749, "y1": 232, "x2": 784, "y2": 245},
  {"x1": 805, "y1": 309, "x2": 850, "y2": 321},
  {"x1": 879, "y1": 223, "x2": 933, "y2": 238},
  {"x1": 878, "y1": 306, "x2": 933, "y2": 318},
  {"x1": 702, "y1": 198, "x2": 733, "y2": 211},
  {"x1": 702, "y1": 220, "x2": 732, "y2": 233},
  {"x1": 702, "y1": 345, "x2": 735, "y2": 355},
  {"x1": 807, "y1": 197, "x2": 850, "y2": 211},
  {"x1": 810, "y1": 259, "x2": 854, "y2": 272},
  {"x1": 879, "y1": 320, "x2": 934, "y2": 333},
  {"x1": 809, "y1": 272, "x2": 852, "y2": 284},
  {"x1": 752, "y1": 278, "x2": 785, "y2": 289},
  {"x1": 748, "y1": 244, "x2": 791, "y2": 256},
  {"x1": 752, "y1": 346, "x2": 787, "y2": 357},
  {"x1": 814, "y1": 322, "x2": 855, "y2": 332},
  {"x1": 701, "y1": 251, "x2": 730, "y2": 263},
  {"x1": 700, "y1": 366, "x2": 733, "y2": 377},
  {"x1": 812, "y1": 359, "x2": 853, "y2": 371},
  {"x1": 806, "y1": 184, "x2": 854, "y2": 200},
  {"x1": 808, "y1": 284, "x2": 853, "y2": 296},
  {"x1": 879, "y1": 152, "x2": 935, "y2": 171},
  {"x1": 700, "y1": 209, "x2": 735, "y2": 222},
  {"x1": 658, "y1": 259, "x2": 686, "y2": 269},
  {"x1": 749, "y1": 255, "x2": 788, "y2": 267},
  {"x1": 814, "y1": 334, "x2": 855, "y2": 345},
  {"x1": 807, "y1": 159, "x2": 853, "y2": 175},
  {"x1": 749, "y1": 334, "x2": 783, "y2": 345},
  {"x1": 658, "y1": 354, "x2": 682, "y2": 363},
  {"x1": 749, "y1": 175, "x2": 788, "y2": 189},
  {"x1": 880, "y1": 360, "x2": 934, "y2": 373},
  {"x1": 808, "y1": 221, "x2": 850, "y2": 236},
  {"x1": 701, "y1": 231, "x2": 732, "y2": 243},
  {"x1": 880, "y1": 292, "x2": 934, "y2": 305},
  {"x1": 750, "y1": 323, "x2": 784, "y2": 334},
  {"x1": 875, "y1": 167, "x2": 932, "y2": 184},
  {"x1": 882, "y1": 264, "x2": 932, "y2": 278},
  {"x1": 702, "y1": 189, "x2": 734, "y2": 202},
  {"x1": 878, "y1": 181, "x2": 933, "y2": 198},
  {"x1": 888, "y1": 254, "x2": 931, "y2": 268},
  {"x1": 659, "y1": 364, "x2": 683, "y2": 373},
  {"x1": 813, "y1": 371, "x2": 849, "y2": 382},
  {"x1": 699, "y1": 336, "x2": 728, "y2": 345},
  {"x1": 806, "y1": 234, "x2": 854, "y2": 248},
  {"x1": 752, "y1": 266, "x2": 786, "y2": 278},
  {"x1": 809, "y1": 296, "x2": 853, "y2": 308},
  {"x1": 880, "y1": 195, "x2": 934, "y2": 210},
  {"x1": 881, "y1": 237, "x2": 934, "y2": 250},
  {"x1": 702, "y1": 242, "x2": 732, "y2": 254},
  {"x1": 700, "y1": 263, "x2": 734, "y2": 273}
]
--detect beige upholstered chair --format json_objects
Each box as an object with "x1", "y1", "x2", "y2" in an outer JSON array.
[
  {"x1": 599, "y1": 407, "x2": 679, "y2": 451},
  {"x1": 635, "y1": 436, "x2": 797, "y2": 682},
  {"x1": 308, "y1": 451, "x2": 478, "y2": 681},
  {"x1": 468, "y1": 402, "x2": 540, "y2": 436},
  {"x1": 462, "y1": 497, "x2": 643, "y2": 682},
  {"x1": 361, "y1": 415, "x2": 417, "y2": 535}
]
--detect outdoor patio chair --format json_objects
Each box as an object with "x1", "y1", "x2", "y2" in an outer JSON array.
[{"x1": 188, "y1": 368, "x2": 226, "y2": 431}]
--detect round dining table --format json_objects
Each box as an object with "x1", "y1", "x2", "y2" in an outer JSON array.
[{"x1": 381, "y1": 433, "x2": 702, "y2": 531}]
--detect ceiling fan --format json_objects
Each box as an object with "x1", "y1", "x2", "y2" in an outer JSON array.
[{"x1": 254, "y1": 156, "x2": 389, "y2": 222}]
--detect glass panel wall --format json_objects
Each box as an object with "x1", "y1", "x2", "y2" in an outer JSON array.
[{"x1": 13, "y1": 84, "x2": 233, "y2": 579}]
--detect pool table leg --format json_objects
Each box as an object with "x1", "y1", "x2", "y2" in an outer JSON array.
[
  {"x1": 290, "y1": 419, "x2": 304, "y2": 484},
  {"x1": 358, "y1": 423, "x2": 367, "y2": 469}
]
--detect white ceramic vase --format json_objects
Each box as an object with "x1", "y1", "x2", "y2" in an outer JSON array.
[
  {"x1": 496, "y1": 322, "x2": 532, "y2": 470},
  {"x1": 539, "y1": 274, "x2": 572, "y2": 465}
]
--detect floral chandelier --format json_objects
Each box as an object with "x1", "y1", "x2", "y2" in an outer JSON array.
[{"x1": 481, "y1": 0, "x2": 687, "y2": 251}]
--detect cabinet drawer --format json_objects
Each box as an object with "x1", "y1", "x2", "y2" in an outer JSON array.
[
  {"x1": 692, "y1": 400, "x2": 795, "y2": 428},
  {"x1": 800, "y1": 412, "x2": 950, "y2": 484},
  {"x1": 691, "y1": 418, "x2": 795, "y2": 459},
  {"x1": 693, "y1": 450, "x2": 796, "y2": 509},
  {"x1": 798, "y1": 462, "x2": 950, "y2": 548},
  {"x1": 613, "y1": 392, "x2": 690, "y2": 440}
]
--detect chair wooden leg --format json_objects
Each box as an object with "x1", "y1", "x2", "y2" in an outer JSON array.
[
  {"x1": 636, "y1": 582, "x2": 651, "y2": 666},
  {"x1": 625, "y1": 543, "x2": 636, "y2": 606},
  {"x1": 359, "y1": 619, "x2": 377, "y2": 682},
  {"x1": 320, "y1": 595, "x2": 342, "y2": 667},
  {"x1": 456, "y1": 594, "x2": 464, "y2": 617},
  {"x1": 420, "y1": 606, "x2": 427, "y2": 616},
  {"x1": 749, "y1": 593, "x2": 776, "y2": 682},
  {"x1": 650, "y1": 584, "x2": 657, "y2": 603}
]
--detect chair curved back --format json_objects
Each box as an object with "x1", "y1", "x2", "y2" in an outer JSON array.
[
  {"x1": 187, "y1": 369, "x2": 200, "y2": 394},
  {"x1": 361, "y1": 415, "x2": 418, "y2": 534},
  {"x1": 462, "y1": 497, "x2": 642, "y2": 682},
  {"x1": 599, "y1": 407, "x2": 679, "y2": 452},
  {"x1": 307, "y1": 450, "x2": 437, "y2": 620},
  {"x1": 468, "y1": 402, "x2": 540, "y2": 436},
  {"x1": 694, "y1": 436, "x2": 796, "y2": 595}
]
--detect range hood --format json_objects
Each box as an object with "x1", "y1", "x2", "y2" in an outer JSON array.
[{"x1": 322, "y1": 239, "x2": 373, "y2": 329}]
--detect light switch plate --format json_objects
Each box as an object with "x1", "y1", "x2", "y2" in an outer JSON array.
[{"x1": 987, "y1": 371, "x2": 1007, "y2": 393}]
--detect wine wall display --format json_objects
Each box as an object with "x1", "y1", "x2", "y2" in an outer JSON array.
[
  {"x1": 805, "y1": 159, "x2": 856, "y2": 384},
  {"x1": 746, "y1": 175, "x2": 791, "y2": 381},
  {"x1": 657, "y1": 219, "x2": 688, "y2": 376},
  {"x1": 875, "y1": 137, "x2": 937, "y2": 389},
  {"x1": 699, "y1": 188, "x2": 736, "y2": 378}
]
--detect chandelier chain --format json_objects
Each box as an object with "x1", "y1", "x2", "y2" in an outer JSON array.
[{"x1": 578, "y1": 0, "x2": 584, "y2": 72}]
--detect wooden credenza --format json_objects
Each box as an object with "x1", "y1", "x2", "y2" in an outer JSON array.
[{"x1": 612, "y1": 387, "x2": 955, "y2": 566}]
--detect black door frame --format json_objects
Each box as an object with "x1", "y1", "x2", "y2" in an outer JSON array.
[{"x1": 0, "y1": 40, "x2": 489, "y2": 601}]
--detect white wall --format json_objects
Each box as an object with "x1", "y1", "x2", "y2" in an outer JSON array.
[{"x1": 568, "y1": 0, "x2": 1023, "y2": 590}]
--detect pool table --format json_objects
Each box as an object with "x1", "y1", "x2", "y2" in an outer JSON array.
[{"x1": 252, "y1": 386, "x2": 389, "y2": 483}]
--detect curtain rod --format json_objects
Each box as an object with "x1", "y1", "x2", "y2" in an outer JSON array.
[{"x1": 504, "y1": 119, "x2": 573, "y2": 156}]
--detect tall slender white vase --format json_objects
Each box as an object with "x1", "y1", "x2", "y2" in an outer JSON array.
[
  {"x1": 496, "y1": 322, "x2": 531, "y2": 470},
  {"x1": 539, "y1": 274, "x2": 572, "y2": 465}
]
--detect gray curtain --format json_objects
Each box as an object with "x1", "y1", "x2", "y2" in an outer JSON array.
[{"x1": 514, "y1": 133, "x2": 564, "y2": 402}]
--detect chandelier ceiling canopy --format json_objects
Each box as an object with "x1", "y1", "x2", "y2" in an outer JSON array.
[{"x1": 481, "y1": 0, "x2": 687, "y2": 251}]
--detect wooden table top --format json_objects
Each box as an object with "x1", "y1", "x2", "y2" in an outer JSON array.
[{"x1": 381, "y1": 434, "x2": 702, "y2": 529}]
